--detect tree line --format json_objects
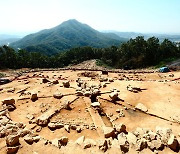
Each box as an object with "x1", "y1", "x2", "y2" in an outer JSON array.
[{"x1": 0, "y1": 36, "x2": 180, "y2": 69}]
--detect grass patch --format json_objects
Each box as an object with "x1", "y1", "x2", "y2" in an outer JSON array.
[
  {"x1": 0, "y1": 72, "x2": 5, "y2": 78},
  {"x1": 96, "y1": 59, "x2": 113, "y2": 69},
  {"x1": 155, "y1": 57, "x2": 179, "y2": 68}
]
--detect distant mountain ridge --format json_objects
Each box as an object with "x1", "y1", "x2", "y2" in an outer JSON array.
[
  {"x1": 0, "y1": 34, "x2": 21, "y2": 46},
  {"x1": 103, "y1": 31, "x2": 180, "y2": 42},
  {"x1": 11, "y1": 19, "x2": 126, "y2": 55}
]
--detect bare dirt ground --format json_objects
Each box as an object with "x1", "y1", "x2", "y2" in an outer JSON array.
[{"x1": 0, "y1": 61, "x2": 180, "y2": 154}]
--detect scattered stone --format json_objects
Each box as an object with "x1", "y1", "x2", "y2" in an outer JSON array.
[
  {"x1": 31, "y1": 92, "x2": 38, "y2": 102},
  {"x1": 64, "y1": 125, "x2": 70, "y2": 133},
  {"x1": 126, "y1": 132, "x2": 137, "y2": 145},
  {"x1": 75, "y1": 136, "x2": 85, "y2": 146},
  {"x1": 109, "y1": 92, "x2": 118, "y2": 101},
  {"x1": 76, "y1": 91, "x2": 83, "y2": 96},
  {"x1": 83, "y1": 139, "x2": 96, "y2": 149},
  {"x1": 53, "y1": 93, "x2": 63, "y2": 99},
  {"x1": 118, "y1": 133, "x2": 129, "y2": 153},
  {"x1": 103, "y1": 126, "x2": 115, "y2": 138},
  {"x1": 116, "y1": 109, "x2": 120, "y2": 113},
  {"x1": 63, "y1": 100, "x2": 71, "y2": 110},
  {"x1": 76, "y1": 126, "x2": 82, "y2": 133},
  {"x1": 24, "y1": 135, "x2": 34, "y2": 144},
  {"x1": 51, "y1": 138, "x2": 60, "y2": 148},
  {"x1": 36, "y1": 109, "x2": 56, "y2": 126},
  {"x1": 62, "y1": 81, "x2": 70, "y2": 88},
  {"x1": 59, "y1": 136, "x2": 68, "y2": 146},
  {"x1": 136, "y1": 138, "x2": 147, "y2": 151},
  {"x1": 98, "y1": 140, "x2": 108, "y2": 152},
  {"x1": 114, "y1": 123, "x2": 126, "y2": 133},
  {"x1": 135, "y1": 103, "x2": 148, "y2": 112},
  {"x1": 26, "y1": 114, "x2": 35, "y2": 120},
  {"x1": 147, "y1": 138, "x2": 163, "y2": 150},
  {"x1": 70, "y1": 124, "x2": 77, "y2": 130},
  {"x1": 52, "y1": 80, "x2": 59, "y2": 84},
  {"x1": 33, "y1": 136, "x2": 41, "y2": 142},
  {"x1": 48, "y1": 122, "x2": 64, "y2": 130},
  {"x1": 18, "y1": 128, "x2": 31, "y2": 137},
  {"x1": 91, "y1": 102, "x2": 100, "y2": 108},
  {"x1": 42, "y1": 78, "x2": 50, "y2": 83}
]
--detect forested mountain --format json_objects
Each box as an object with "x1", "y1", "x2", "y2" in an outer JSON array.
[{"x1": 11, "y1": 19, "x2": 126, "y2": 55}]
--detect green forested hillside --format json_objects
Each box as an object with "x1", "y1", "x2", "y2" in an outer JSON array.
[
  {"x1": 1, "y1": 36, "x2": 180, "y2": 69},
  {"x1": 11, "y1": 19, "x2": 126, "y2": 55}
]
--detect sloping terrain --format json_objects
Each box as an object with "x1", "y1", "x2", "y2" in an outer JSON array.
[
  {"x1": 11, "y1": 19, "x2": 126, "y2": 55},
  {"x1": 0, "y1": 68, "x2": 180, "y2": 154}
]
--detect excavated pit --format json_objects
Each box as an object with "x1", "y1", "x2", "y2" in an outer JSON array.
[{"x1": 0, "y1": 69, "x2": 180, "y2": 154}]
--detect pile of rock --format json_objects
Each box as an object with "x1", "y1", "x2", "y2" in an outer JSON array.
[
  {"x1": 0, "y1": 99, "x2": 41, "y2": 153},
  {"x1": 73, "y1": 124, "x2": 179, "y2": 153},
  {"x1": 76, "y1": 79, "x2": 101, "y2": 98}
]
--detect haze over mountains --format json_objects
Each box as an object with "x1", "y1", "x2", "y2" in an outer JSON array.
[{"x1": 0, "y1": 19, "x2": 180, "y2": 55}]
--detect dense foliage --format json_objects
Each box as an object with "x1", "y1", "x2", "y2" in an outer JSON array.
[{"x1": 0, "y1": 36, "x2": 180, "y2": 69}]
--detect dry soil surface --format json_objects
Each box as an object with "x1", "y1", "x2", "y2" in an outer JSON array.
[{"x1": 0, "y1": 67, "x2": 180, "y2": 154}]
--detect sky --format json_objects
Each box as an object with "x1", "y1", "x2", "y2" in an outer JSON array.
[{"x1": 0, "y1": 0, "x2": 180, "y2": 36}]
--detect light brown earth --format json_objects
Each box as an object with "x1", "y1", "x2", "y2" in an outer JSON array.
[{"x1": 0, "y1": 61, "x2": 180, "y2": 154}]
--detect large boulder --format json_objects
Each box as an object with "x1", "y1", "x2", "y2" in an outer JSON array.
[
  {"x1": 6, "y1": 146, "x2": 19, "y2": 154},
  {"x1": 2, "y1": 98, "x2": 15, "y2": 106},
  {"x1": 103, "y1": 126, "x2": 115, "y2": 138},
  {"x1": 59, "y1": 136, "x2": 68, "y2": 146},
  {"x1": 53, "y1": 93, "x2": 63, "y2": 99},
  {"x1": 118, "y1": 133, "x2": 129, "y2": 153},
  {"x1": 126, "y1": 132, "x2": 137, "y2": 145},
  {"x1": 114, "y1": 123, "x2": 126, "y2": 133},
  {"x1": 6, "y1": 134, "x2": 19, "y2": 146},
  {"x1": 31, "y1": 92, "x2": 38, "y2": 102},
  {"x1": 156, "y1": 126, "x2": 172, "y2": 145},
  {"x1": 109, "y1": 92, "x2": 118, "y2": 101},
  {"x1": 168, "y1": 134, "x2": 178, "y2": 151},
  {"x1": 62, "y1": 81, "x2": 70, "y2": 88}
]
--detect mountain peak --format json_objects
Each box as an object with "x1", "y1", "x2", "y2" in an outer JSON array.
[{"x1": 11, "y1": 19, "x2": 124, "y2": 55}]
